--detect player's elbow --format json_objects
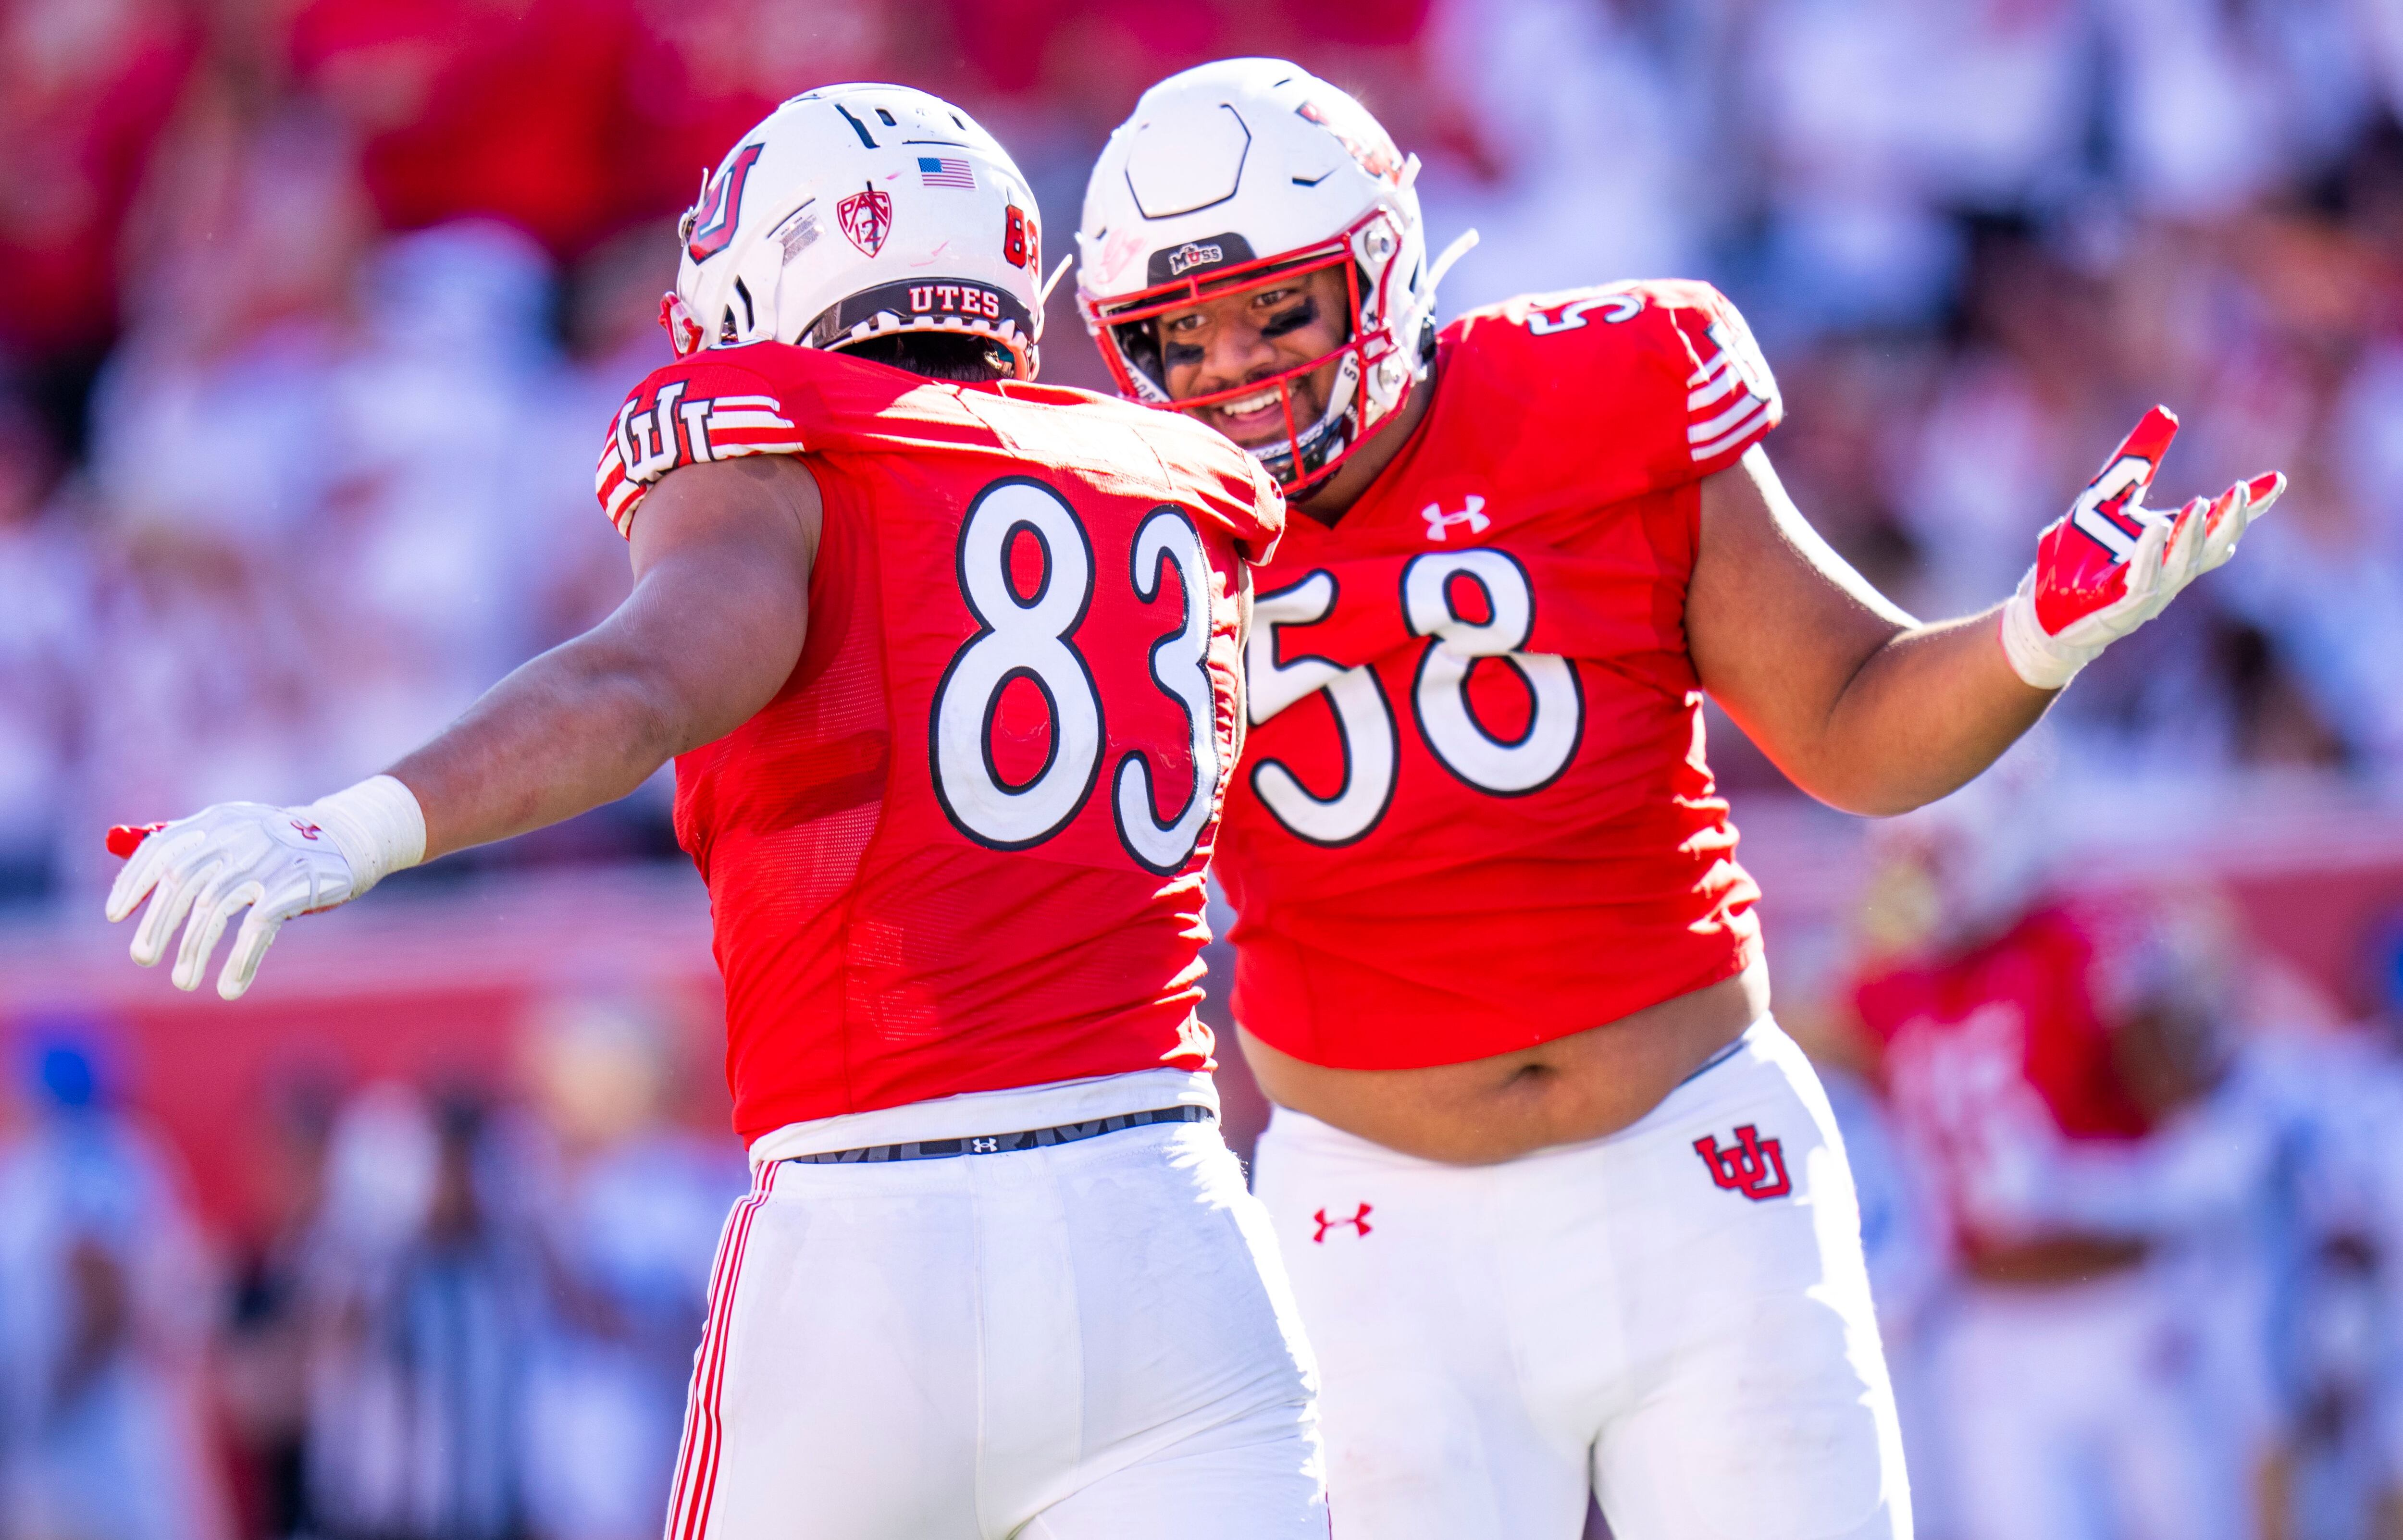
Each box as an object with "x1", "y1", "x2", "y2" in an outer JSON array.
[
  {"x1": 1759, "y1": 741, "x2": 1960, "y2": 819},
  {"x1": 544, "y1": 638, "x2": 701, "y2": 774},
  {"x1": 1797, "y1": 763, "x2": 1972, "y2": 820}
]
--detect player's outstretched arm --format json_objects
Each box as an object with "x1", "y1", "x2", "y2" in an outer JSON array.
[
  {"x1": 106, "y1": 455, "x2": 821, "y2": 998},
  {"x1": 1688, "y1": 411, "x2": 2280, "y2": 816}
]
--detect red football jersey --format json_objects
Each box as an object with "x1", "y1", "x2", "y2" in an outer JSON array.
[
  {"x1": 1216, "y1": 280, "x2": 1778, "y2": 1070},
  {"x1": 1854, "y1": 905, "x2": 2155, "y2": 1255},
  {"x1": 595, "y1": 343, "x2": 1282, "y2": 1139}
]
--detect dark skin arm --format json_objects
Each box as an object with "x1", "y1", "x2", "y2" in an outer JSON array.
[
  {"x1": 390, "y1": 455, "x2": 821, "y2": 859},
  {"x1": 1688, "y1": 445, "x2": 2055, "y2": 816}
]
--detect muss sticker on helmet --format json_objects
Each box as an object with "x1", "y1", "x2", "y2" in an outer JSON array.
[{"x1": 839, "y1": 185, "x2": 893, "y2": 257}]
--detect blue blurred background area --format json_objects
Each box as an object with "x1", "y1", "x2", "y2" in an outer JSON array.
[{"x1": 8, "y1": 0, "x2": 2403, "y2": 1537}]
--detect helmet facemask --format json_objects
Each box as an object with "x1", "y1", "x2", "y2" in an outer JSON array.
[{"x1": 1086, "y1": 209, "x2": 1416, "y2": 497}]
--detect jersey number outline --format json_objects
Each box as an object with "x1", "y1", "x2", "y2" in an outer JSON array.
[
  {"x1": 1403, "y1": 550, "x2": 1583, "y2": 796},
  {"x1": 1522, "y1": 291, "x2": 1645, "y2": 335},
  {"x1": 931, "y1": 478, "x2": 1223, "y2": 869},
  {"x1": 1247, "y1": 572, "x2": 1401, "y2": 847},
  {"x1": 1246, "y1": 554, "x2": 1582, "y2": 845}
]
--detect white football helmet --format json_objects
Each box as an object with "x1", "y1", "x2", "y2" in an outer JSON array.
[
  {"x1": 1077, "y1": 59, "x2": 1474, "y2": 492},
  {"x1": 667, "y1": 84, "x2": 1050, "y2": 378}
]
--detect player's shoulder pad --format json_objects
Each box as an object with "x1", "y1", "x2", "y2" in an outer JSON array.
[
  {"x1": 996, "y1": 379, "x2": 1288, "y2": 565},
  {"x1": 1123, "y1": 394, "x2": 1289, "y2": 564},
  {"x1": 595, "y1": 345, "x2": 812, "y2": 538},
  {"x1": 1452, "y1": 279, "x2": 1784, "y2": 487}
]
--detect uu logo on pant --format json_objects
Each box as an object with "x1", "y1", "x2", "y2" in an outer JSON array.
[{"x1": 1693, "y1": 1124, "x2": 1791, "y2": 1200}]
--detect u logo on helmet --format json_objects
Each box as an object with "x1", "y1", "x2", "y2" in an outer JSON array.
[
  {"x1": 838, "y1": 185, "x2": 893, "y2": 257},
  {"x1": 1295, "y1": 99, "x2": 1403, "y2": 182},
  {"x1": 687, "y1": 144, "x2": 764, "y2": 264}
]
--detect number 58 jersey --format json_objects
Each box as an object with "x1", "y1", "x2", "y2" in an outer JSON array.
[
  {"x1": 1218, "y1": 280, "x2": 1776, "y2": 1071},
  {"x1": 595, "y1": 344, "x2": 1282, "y2": 1140}
]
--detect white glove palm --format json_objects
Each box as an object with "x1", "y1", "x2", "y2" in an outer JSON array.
[{"x1": 104, "y1": 776, "x2": 426, "y2": 1000}]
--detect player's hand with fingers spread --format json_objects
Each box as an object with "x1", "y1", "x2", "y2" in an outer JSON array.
[
  {"x1": 2000, "y1": 405, "x2": 2285, "y2": 690},
  {"x1": 104, "y1": 775, "x2": 426, "y2": 1000}
]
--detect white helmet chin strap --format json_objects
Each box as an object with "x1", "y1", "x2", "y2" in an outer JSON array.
[
  {"x1": 1425, "y1": 229, "x2": 1481, "y2": 302},
  {"x1": 1037, "y1": 254, "x2": 1076, "y2": 308}
]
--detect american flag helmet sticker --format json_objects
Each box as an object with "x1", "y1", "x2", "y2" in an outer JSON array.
[{"x1": 918, "y1": 156, "x2": 975, "y2": 189}]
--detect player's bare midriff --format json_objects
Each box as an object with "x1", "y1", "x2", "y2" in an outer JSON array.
[
  {"x1": 1961, "y1": 1235, "x2": 2150, "y2": 1288},
  {"x1": 1239, "y1": 958, "x2": 1770, "y2": 1165}
]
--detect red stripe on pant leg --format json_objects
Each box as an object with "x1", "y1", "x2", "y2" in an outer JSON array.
[
  {"x1": 687, "y1": 1161, "x2": 777, "y2": 1535},
  {"x1": 666, "y1": 1162, "x2": 776, "y2": 1540},
  {"x1": 671, "y1": 1165, "x2": 773, "y2": 1540},
  {"x1": 665, "y1": 1183, "x2": 752, "y2": 1540}
]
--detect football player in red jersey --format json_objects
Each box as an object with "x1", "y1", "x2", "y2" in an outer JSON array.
[
  {"x1": 1851, "y1": 816, "x2": 2250, "y2": 1540},
  {"x1": 104, "y1": 86, "x2": 1332, "y2": 1540},
  {"x1": 1076, "y1": 59, "x2": 2284, "y2": 1540}
]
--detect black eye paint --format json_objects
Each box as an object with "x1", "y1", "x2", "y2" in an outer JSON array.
[
  {"x1": 1165, "y1": 341, "x2": 1205, "y2": 368},
  {"x1": 1260, "y1": 296, "x2": 1319, "y2": 340}
]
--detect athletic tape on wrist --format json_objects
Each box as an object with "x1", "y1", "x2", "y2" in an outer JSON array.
[{"x1": 300, "y1": 775, "x2": 427, "y2": 894}]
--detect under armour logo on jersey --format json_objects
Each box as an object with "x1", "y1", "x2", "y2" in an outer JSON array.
[
  {"x1": 1313, "y1": 1203, "x2": 1373, "y2": 1243},
  {"x1": 1694, "y1": 1125, "x2": 1791, "y2": 1200},
  {"x1": 1422, "y1": 495, "x2": 1489, "y2": 542},
  {"x1": 970, "y1": 1137, "x2": 1000, "y2": 1153}
]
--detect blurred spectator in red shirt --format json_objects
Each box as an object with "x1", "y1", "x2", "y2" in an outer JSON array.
[
  {"x1": 617, "y1": 0, "x2": 897, "y2": 230},
  {"x1": 287, "y1": 0, "x2": 638, "y2": 258},
  {"x1": 0, "y1": 0, "x2": 198, "y2": 450}
]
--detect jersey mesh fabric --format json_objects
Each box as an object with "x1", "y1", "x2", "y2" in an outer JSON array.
[
  {"x1": 598, "y1": 343, "x2": 1283, "y2": 1138},
  {"x1": 1216, "y1": 280, "x2": 1778, "y2": 1070}
]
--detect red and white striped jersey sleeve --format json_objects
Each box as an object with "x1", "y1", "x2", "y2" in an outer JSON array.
[
  {"x1": 595, "y1": 356, "x2": 810, "y2": 538},
  {"x1": 1664, "y1": 284, "x2": 1782, "y2": 477}
]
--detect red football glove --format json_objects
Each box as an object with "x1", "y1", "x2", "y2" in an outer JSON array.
[{"x1": 1999, "y1": 406, "x2": 2284, "y2": 690}]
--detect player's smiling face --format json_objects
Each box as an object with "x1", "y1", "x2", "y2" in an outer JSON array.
[{"x1": 1155, "y1": 266, "x2": 1353, "y2": 448}]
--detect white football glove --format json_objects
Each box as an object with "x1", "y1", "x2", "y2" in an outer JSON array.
[
  {"x1": 104, "y1": 775, "x2": 426, "y2": 1000},
  {"x1": 1999, "y1": 406, "x2": 2285, "y2": 690}
]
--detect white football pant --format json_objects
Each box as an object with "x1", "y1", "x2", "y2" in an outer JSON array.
[
  {"x1": 1932, "y1": 1268, "x2": 2240, "y2": 1540},
  {"x1": 1253, "y1": 1018, "x2": 1909, "y2": 1540},
  {"x1": 666, "y1": 1117, "x2": 1328, "y2": 1539}
]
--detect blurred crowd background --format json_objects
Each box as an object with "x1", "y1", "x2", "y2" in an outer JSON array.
[{"x1": 9, "y1": 0, "x2": 2403, "y2": 1537}]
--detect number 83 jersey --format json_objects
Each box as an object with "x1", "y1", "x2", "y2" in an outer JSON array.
[
  {"x1": 1218, "y1": 280, "x2": 1776, "y2": 1071},
  {"x1": 596, "y1": 344, "x2": 1282, "y2": 1139}
]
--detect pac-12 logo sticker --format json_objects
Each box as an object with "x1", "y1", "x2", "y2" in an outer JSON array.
[
  {"x1": 838, "y1": 185, "x2": 893, "y2": 257},
  {"x1": 1312, "y1": 1203, "x2": 1373, "y2": 1243},
  {"x1": 1693, "y1": 1125, "x2": 1791, "y2": 1200}
]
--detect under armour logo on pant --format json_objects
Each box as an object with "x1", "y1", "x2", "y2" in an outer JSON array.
[
  {"x1": 1313, "y1": 1203, "x2": 1373, "y2": 1242},
  {"x1": 1693, "y1": 1124, "x2": 1791, "y2": 1200}
]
